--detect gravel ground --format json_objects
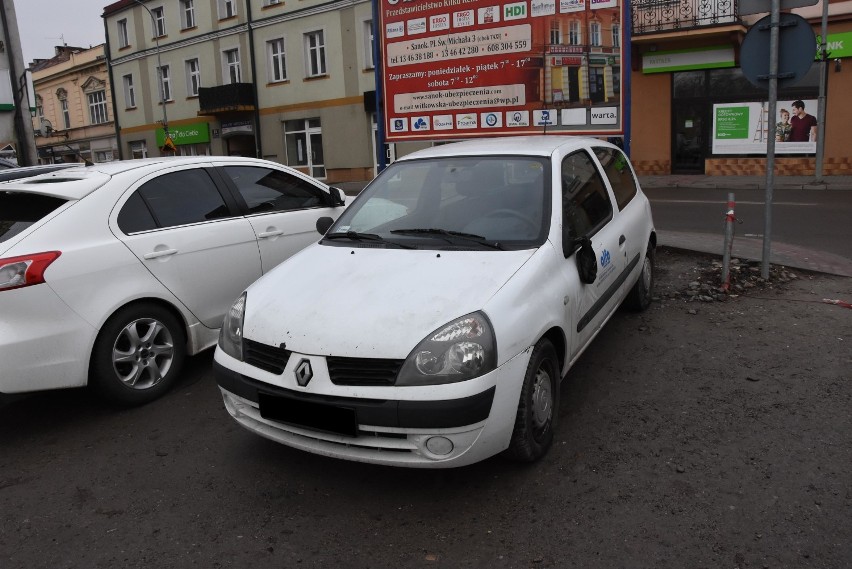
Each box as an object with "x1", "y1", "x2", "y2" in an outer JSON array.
[{"x1": 1, "y1": 247, "x2": 850, "y2": 569}]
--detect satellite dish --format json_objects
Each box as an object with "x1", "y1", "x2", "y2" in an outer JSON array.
[{"x1": 39, "y1": 117, "x2": 53, "y2": 137}]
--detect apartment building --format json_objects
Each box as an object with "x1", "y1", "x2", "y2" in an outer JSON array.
[
  {"x1": 30, "y1": 45, "x2": 118, "y2": 164},
  {"x1": 103, "y1": 0, "x2": 384, "y2": 182}
]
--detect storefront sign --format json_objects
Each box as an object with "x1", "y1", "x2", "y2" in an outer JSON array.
[
  {"x1": 379, "y1": 0, "x2": 625, "y2": 140},
  {"x1": 712, "y1": 99, "x2": 818, "y2": 154},
  {"x1": 221, "y1": 120, "x2": 254, "y2": 136},
  {"x1": 643, "y1": 46, "x2": 735, "y2": 74},
  {"x1": 156, "y1": 122, "x2": 210, "y2": 146},
  {"x1": 818, "y1": 31, "x2": 852, "y2": 59}
]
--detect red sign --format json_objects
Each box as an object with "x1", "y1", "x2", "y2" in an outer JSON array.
[{"x1": 379, "y1": 0, "x2": 625, "y2": 141}]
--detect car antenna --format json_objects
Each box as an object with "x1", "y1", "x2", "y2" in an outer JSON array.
[{"x1": 57, "y1": 142, "x2": 94, "y2": 166}]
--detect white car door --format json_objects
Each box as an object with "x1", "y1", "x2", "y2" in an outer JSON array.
[
  {"x1": 217, "y1": 164, "x2": 342, "y2": 273},
  {"x1": 557, "y1": 149, "x2": 626, "y2": 359},
  {"x1": 113, "y1": 166, "x2": 262, "y2": 329}
]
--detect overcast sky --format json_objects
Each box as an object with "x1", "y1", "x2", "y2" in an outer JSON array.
[{"x1": 14, "y1": 0, "x2": 111, "y2": 65}]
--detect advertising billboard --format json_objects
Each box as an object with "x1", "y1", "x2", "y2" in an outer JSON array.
[
  {"x1": 712, "y1": 99, "x2": 818, "y2": 155},
  {"x1": 378, "y1": 0, "x2": 625, "y2": 141}
]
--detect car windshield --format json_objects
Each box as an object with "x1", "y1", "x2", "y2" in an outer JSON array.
[{"x1": 328, "y1": 156, "x2": 550, "y2": 250}]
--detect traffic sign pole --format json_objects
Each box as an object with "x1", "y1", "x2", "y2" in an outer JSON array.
[{"x1": 761, "y1": 0, "x2": 781, "y2": 279}]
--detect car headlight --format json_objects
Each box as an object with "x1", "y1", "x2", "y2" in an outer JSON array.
[
  {"x1": 218, "y1": 293, "x2": 246, "y2": 361},
  {"x1": 397, "y1": 312, "x2": 497, "y2": 386}
]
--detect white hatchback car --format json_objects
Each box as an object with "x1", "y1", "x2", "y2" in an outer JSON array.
[
  {"x1": 0, "y1": 157, "x2": 347, "y2": 404},
  {"x1": 214, "y1": 137, "x2": 655, "y2": 467}
]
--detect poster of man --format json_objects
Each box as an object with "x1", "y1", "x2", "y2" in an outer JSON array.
[{"x1": 786, "y1": 99, "x2": 817, "y2": 143}]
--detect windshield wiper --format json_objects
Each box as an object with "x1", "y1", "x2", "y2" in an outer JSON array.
[
  {"x1": 390, "y1": 228, "x2": 504, "y2": 250},
  {"x1": 323, "y1": 230, "x2": 415, "y2": 249}
]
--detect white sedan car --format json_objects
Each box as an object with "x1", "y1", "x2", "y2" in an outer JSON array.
[
  {"x1": 214, "y1": 137, "x2": 655, "y2": 467},
  {"x1": 0, "y1": 157, "x2": 347, "y2": 405}
]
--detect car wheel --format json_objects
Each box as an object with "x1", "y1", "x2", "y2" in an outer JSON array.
[
  {"x1": 505, "y1": 339, "x2": 559, "y2": 462},
  {"x1": 625, "y1": 241, "x2": 655, "y2": 311},
  {"x1": 90, "y1": 303, "x2": 186, "y2": 406}
]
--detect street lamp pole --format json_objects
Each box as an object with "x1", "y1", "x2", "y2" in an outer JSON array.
[{"x1": 132, "y1": 0, "x2": 169, "y2": 149}]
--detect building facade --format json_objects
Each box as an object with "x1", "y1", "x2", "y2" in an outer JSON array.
[
  {"x1": 0, "y1": 0, "x2": 37, "y2": 164},
  {"x1": 629, "y1": 0, "x2": 852, "y2": 175},
  {"x1": 30, "y1": 45, "x2": 119, "y2": 164},
  {"x1": 103, "y1": 0, "x2": 384, "y2": 183}
]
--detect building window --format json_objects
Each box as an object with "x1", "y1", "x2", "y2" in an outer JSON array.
[
  {"x1": 60, "y1": 98, "x2": 71, "y2": 129},
  {"x1": 159, "y1": 65, "x2": 172, "y2": 101},
  {"x1": 130, "y1": 141, "x2": 148, "y2": 159},
  {"x1": 285, "y1": 118, "x2": 325, "y2": 179},
  {"x1": 223, "y1": 48, "x2": 241, "y2": 83},
  {"x1": 304, "y1": 30, "x2": 326, "y2": 77},
  {"x1": 118, "y1": 19, "x2": 129, "y2": 48},
  {"x1": 88, "y1": 91, "x2": 109, "y2": 125},
  {"x1": 364, "y1": 20, "x2": 375, "y2": 70},
  {"x1": 123, "y1": 74, "x2": 136, "y2": 108},
  {"x1": 185, "y1": 58, "x2": 201, "y2": 96},
  {"x1": 218, "y1": 0, "x2": 237, "y2": 19},
  {"x1": 152, "y1": 7, "x2": 166, "y2": 37},
  {"x1": 181, "y1": 0, "x2": 196, "y2": 29},
  {"x1": 267, "y1": 39, "x2": 287, "y2": 83},
  {"x1": 550, "y1": 20, "x2": 561, "y2": 45},
  {"x1": 590, "y1": 22, "x2": 601, "y2": 47},
  {"x1": 569, "y1": 21, "x2": 581, "y2": 45},
  {"x1": 94, "y1": 150, "x2": 114, "y2": 163},
  {"x1": 612, "y1": 23, "x2": 620, "y2": 48}
]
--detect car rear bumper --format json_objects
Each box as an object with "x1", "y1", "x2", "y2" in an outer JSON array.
[
  {"x1": 0, "y1": 284, "x2": 96, "y2": 393},
  {"x1": 213, "y1": 348, "x2": 530, "y2": 468}
]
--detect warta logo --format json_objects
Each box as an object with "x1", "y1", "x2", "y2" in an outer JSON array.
[{"x1": 504, "y1": 2, "x2": 527, "y2": 20}]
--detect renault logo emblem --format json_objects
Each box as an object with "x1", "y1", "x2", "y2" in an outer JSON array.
[{"x1": 294, "y1": 359, "x2": 313, "y2": 387}]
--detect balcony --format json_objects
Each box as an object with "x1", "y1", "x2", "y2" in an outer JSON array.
[
  {"x1": 198, "y1": 83, "x2": 255, "y2": 115},
  {"x1": 632, "y1": 0, "x2": 742, "y2": 36}
]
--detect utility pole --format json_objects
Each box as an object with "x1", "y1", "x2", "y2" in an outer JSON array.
[{"x1": 0, "y1": 0, "x2": 38, "y2": 165}]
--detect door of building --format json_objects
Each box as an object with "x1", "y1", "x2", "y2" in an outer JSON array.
[{"x1": 672, "y1": 101, "x2": 707, "y2": 174}]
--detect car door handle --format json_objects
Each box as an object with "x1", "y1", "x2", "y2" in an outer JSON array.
[
  {"x1": 619, "y1": 235, "x2": 626, "y2": 246},
  {"x1": 258, "y1": 229, "x2": 283, "y2": 239},
  {"x1": 143, "y1": 248, "x2": 178, "y2": 260}
]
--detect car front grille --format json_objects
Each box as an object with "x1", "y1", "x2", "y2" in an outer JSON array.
[
  {"x1": 326, "y1": 356, "x2": 404, "y2": 386},
  {"x1": 244, "y1": 339, "x2": 292, "y2": 375}
]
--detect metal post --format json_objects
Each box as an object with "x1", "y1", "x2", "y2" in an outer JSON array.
[
  {"x1": 762, "y1": 0, "x2": 780, "y2": 279},
  {"x1": 132, "y1": 0, "x2": 169, "y2": 146},
  {"x1": 814, "y1": 0, "x2": 829, "y2": 182},
  {"x1": 721, "y1": 192, "x2": 736, "y2": 291}
]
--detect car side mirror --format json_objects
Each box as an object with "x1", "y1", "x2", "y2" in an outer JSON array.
[
  {"x1": 316, "y1": 216, "x2": 334, "y2": 235},
  {"x1": 329, "y1": 187, "x2": 346, "y2": 207}
]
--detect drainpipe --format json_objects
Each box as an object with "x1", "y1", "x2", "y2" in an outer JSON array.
[
  {"x1": 103, "y1": 12, "x2": 124, "y2": 160},
  {"x1": 245, "y1": 0, "x2": 263, "y2": 158}
]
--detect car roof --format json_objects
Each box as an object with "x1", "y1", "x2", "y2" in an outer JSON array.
[
  {"x1": 0, "y1": 163, "x2": 77, "y2": 182},
  {"x1": 0, "y1": 156, "x2": 280, "y2": 200},
  {"x1": 396, "y1": 136, "x2": 608, "y2": 161}
]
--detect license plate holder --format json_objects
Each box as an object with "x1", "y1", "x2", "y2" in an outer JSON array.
[{"x1": 258, "y1": 392, "x2": 358, "y2": 437}]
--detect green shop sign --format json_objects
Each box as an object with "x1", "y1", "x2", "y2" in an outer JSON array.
[
  {"x1": 156, "y1": 123, "x2": 210, "y2": 146},
  {"x1": 643, "y1": 45, "x2": 735, "y2": 74},
  {"x1": 715, "y1": 106, "x2": 749, "y2": 139},
  {"x1": 816, "y1": 31, "x2": 852, "y2": 59}
]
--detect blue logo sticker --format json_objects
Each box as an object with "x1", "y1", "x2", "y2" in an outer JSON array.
[{"x1": 600, "y1": 249, "x2": 611, "y2": 268}]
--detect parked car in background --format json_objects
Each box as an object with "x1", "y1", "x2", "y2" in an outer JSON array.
[
  {"x1": 0, "y1": 157, "x2": 348, "y2": 405},
  {"x1": 0, "y1": 163, "x2": 77, "y2": 182},
  {"x1": 213, "y1": 136, "x2": 656, "y2": 468}
]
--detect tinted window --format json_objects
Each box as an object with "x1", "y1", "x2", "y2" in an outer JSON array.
[
  {"x1": 137, "y1": 169, "x2": 230, "y2": 229},
  {"x1": 0, "y1": 191, "x2": 67, "y2": 244},
  {"x1": 594, "y1": 147, "x2": 638, "y2": 210},
  {"x1": 117, "y1": 191, "x2": 158, "y2": 234},
  {"x1": 561, "y1": 151, "x2": 613, "y2": 241},
  {"x1": 223, "y1": 166, "x2": 327, "y2": 213}
]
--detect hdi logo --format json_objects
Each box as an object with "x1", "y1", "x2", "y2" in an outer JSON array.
[{"x1": 504, "y1": 2, "x2": 527, "y2": 20}]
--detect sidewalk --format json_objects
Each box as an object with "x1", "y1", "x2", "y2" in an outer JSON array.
[{"x1": 638, "y1": 174, "x2": 852, "y2": 191}]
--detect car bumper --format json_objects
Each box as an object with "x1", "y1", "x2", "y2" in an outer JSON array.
[
  {"x1": 0, "y1": 284, "x2": 97, "y2": 393},
  {"x1": 213, "y1": 347, "x2": 531, "y2": 468}
]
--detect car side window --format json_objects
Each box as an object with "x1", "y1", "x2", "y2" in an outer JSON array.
[
  {"x1": 223, "y1": 166, "x2": 327, "y2": 214},
  {"x1": 594, "y1": 147, "x2": 638, "y2": 211},
  {"x1": 117, "y1": 191, "x2": 158, "y2": 234},
  {"x1": 561, "y1": 150, "x2": 613, "y2": 242},
  {"x1": 133, "y1": 168, "x2": 231, "y2": 229}
]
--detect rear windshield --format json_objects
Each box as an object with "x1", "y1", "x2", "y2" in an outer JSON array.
[{"x1": 0, "y1": 191, "x2": 68, "y2": 244}]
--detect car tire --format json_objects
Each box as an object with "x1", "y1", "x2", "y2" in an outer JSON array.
[
  {"x1": 505, "y1": 339, "x2": 559, "y2": 462},
  {"x1": 625, "y1": 241, "x2": 655, "y2": 311},
  {"x1": 89, "y1": 303, "x2": 186, "y2": 406}
]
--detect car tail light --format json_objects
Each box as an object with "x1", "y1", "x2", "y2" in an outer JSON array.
[{"x1": 0, "y1": 251, "x2": 62, "y2": 291}]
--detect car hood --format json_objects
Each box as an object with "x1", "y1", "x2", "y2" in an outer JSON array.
[{"x1": 242, "y1": 244, "x2": 536, "y2": 358}]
